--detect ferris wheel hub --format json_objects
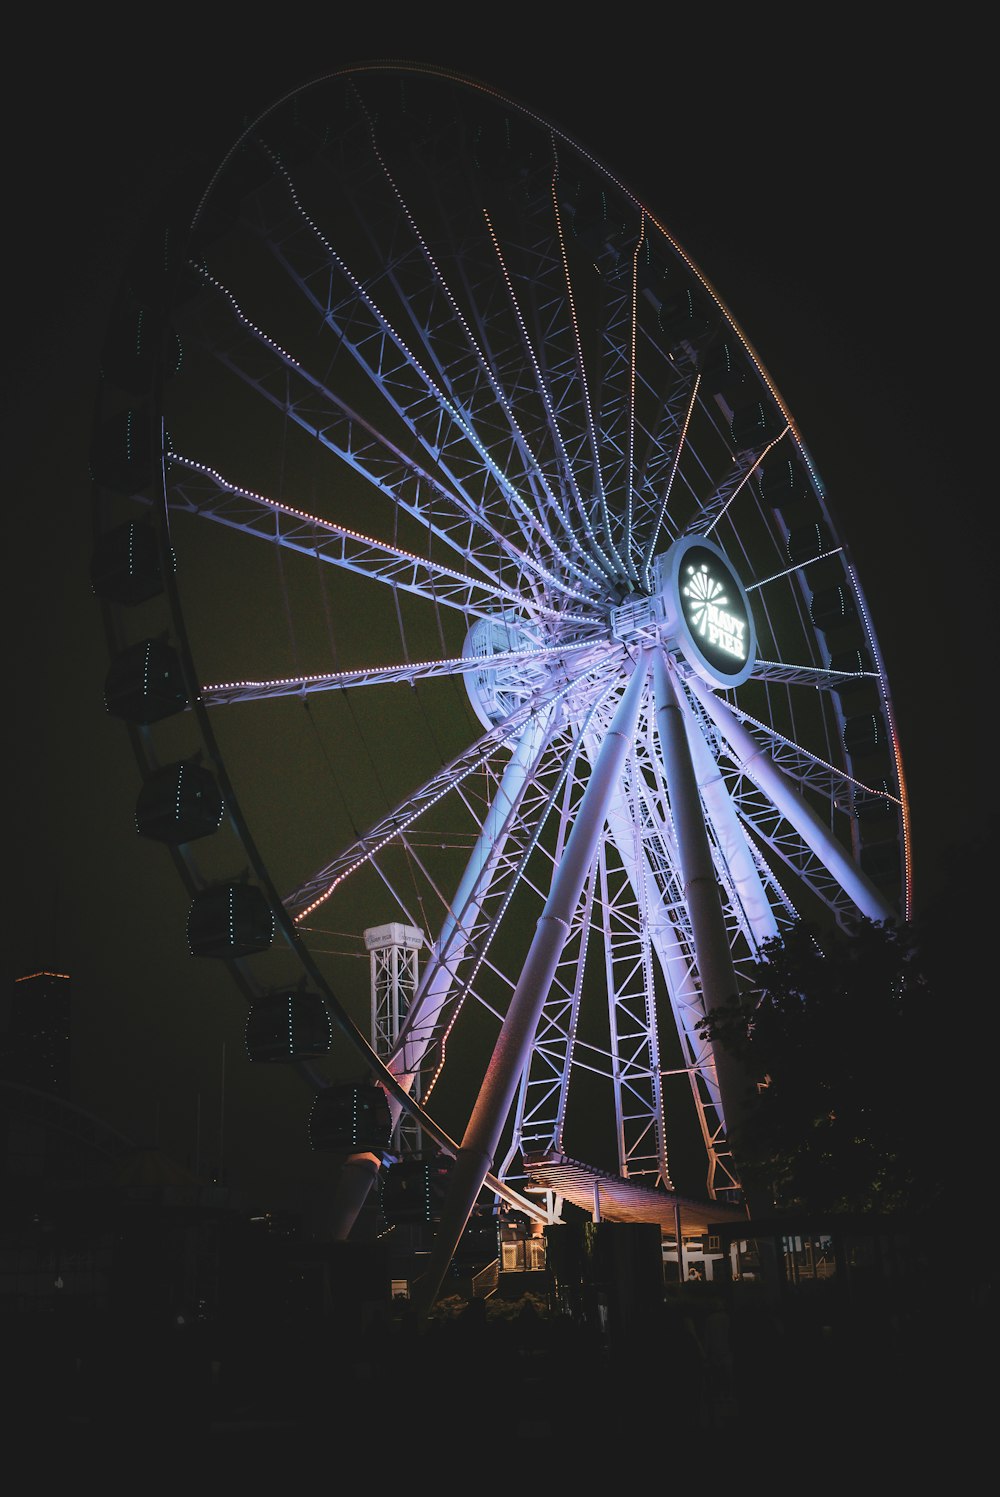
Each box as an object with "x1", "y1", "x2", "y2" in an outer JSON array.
[
  {"x1": 463, "y1": 611, "x2": 551, "y2": 729},
  {"x1": 609, "y1": 538, "x2": 756, "y2": 689}
]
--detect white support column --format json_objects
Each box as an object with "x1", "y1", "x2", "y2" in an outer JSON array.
[
  {"x1": 652, "y1": 652, "x2": 748, "y2": 1131},
  {"x1": 412, "y1": 652, "x2": 652, "y2": 1319}
]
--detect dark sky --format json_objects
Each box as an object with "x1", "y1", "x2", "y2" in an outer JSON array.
[{"x1": 6, "y1": 22, "x2": 990, "y2": 1213}]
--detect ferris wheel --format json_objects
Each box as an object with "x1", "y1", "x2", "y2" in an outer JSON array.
[{"x1": 91, "y1": 62, "x2": 910, "y2": 1310}]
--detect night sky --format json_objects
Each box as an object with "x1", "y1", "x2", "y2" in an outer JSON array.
[{"x1": 6, "y1": 21, "x2": 990, "y2": 1215}]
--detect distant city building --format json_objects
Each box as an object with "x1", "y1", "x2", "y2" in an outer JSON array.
[{"x1": 2, "y1": 969, "x2": 72, "y2": 1098}]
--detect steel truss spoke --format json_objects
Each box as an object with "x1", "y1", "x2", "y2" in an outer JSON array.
[
  {"x1": 176, "y1": 262, "x2": 597, "y2": 610},
  {"x1": 242, "y1": 145, "x2": 608, "y2": 595}
]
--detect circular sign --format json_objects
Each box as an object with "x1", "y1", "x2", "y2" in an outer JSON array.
[{"x1": 657, "y1": 536, "x2": 756, "y2": 688}]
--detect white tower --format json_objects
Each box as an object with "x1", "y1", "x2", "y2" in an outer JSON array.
[{"x1": 364, "y1": 923, "x2": 424, "y2": 1155}]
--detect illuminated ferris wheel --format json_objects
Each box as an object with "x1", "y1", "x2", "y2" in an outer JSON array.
[{"x1": 91, "y1": 62, "x2": 909, "y2": 1308}]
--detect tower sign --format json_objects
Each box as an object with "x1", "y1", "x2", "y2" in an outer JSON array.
[{"x1": 656, "y1": 535, "x2": 756, "y2": 689}]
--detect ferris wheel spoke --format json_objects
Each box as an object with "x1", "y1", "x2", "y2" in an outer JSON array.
[
  {"x1": 635, "y1": 369, "x2": 701, "y2": 585},
  {"x1": 748, "y1": 659, "x2": 878, "y2": 691},
  {"x1": 166, "y1": 452, "x2": 604, "y2": 638},
  {"x1": 178, "y1": 263, "x2": 598, "y2": 602},
  {"x1": 165, "y1": 449, "x2": 519, "y2": 595},
  {"x1": 686, "y1": 673, "x2": 895, "y2": 921},
  {"x1": 492, "y1": 202, "x2": 621, "y2": 573},
  {"x1": 389, "y1": 707, "x2": 563, "y2": 1100},
  {"x1": 478, "y1": 208, "x2": 624, "y2": 584},
  {"x1": 745, "y1": 538, "x2": 847, "y2": 600},
  {"x1": 353, "y1": 147, "x2": 599, "y2": 582},
  {"x1": 551, "y1": 169, "x2": 656, "y2": 582},
  {"x1": 386, "y1": 118, "x2": 626, "y2": 587},
  {"x1": 253, "y1": 143, "x2": 606, "y2": 591},
  {"x1": 690, "y1": 436, "x2": 787, "y2": 539},
  {"x1": 720, "y1": 696, "x2": 901, "y2": 814},
  {"x1": 283, "y1": 655, "x2": 620, "y2": 926},
  {"x1": 393, "y1": 676, "x2": 625, "y2": 1109},
  {"x1": 489, "y1": 170, "x2": 625, "y2": 579},
  {"x1": 320, "y1": 90, "x2": 580, "y2": 564},
  {"x1": 593, "y1": 230, "x2": 646, "y2": 585},
  {"x1": 680, "y1": 697, "x2": 783, "y2": 950},
  {"x1": 198, "y1": 636, "x2": 610, "y2": 707},
  {"x1": 282, "y1": 700, "x2": 547, "y2": 921}
]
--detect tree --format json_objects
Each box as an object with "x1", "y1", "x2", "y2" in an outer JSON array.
[{"x1": 698, "y1": 914, "x2": 957, "y2": 1215}]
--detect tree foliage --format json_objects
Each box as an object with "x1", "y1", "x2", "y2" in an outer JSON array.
[{"x1": 698, "y1": 913, "x2": 962, "y2": 1216}]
